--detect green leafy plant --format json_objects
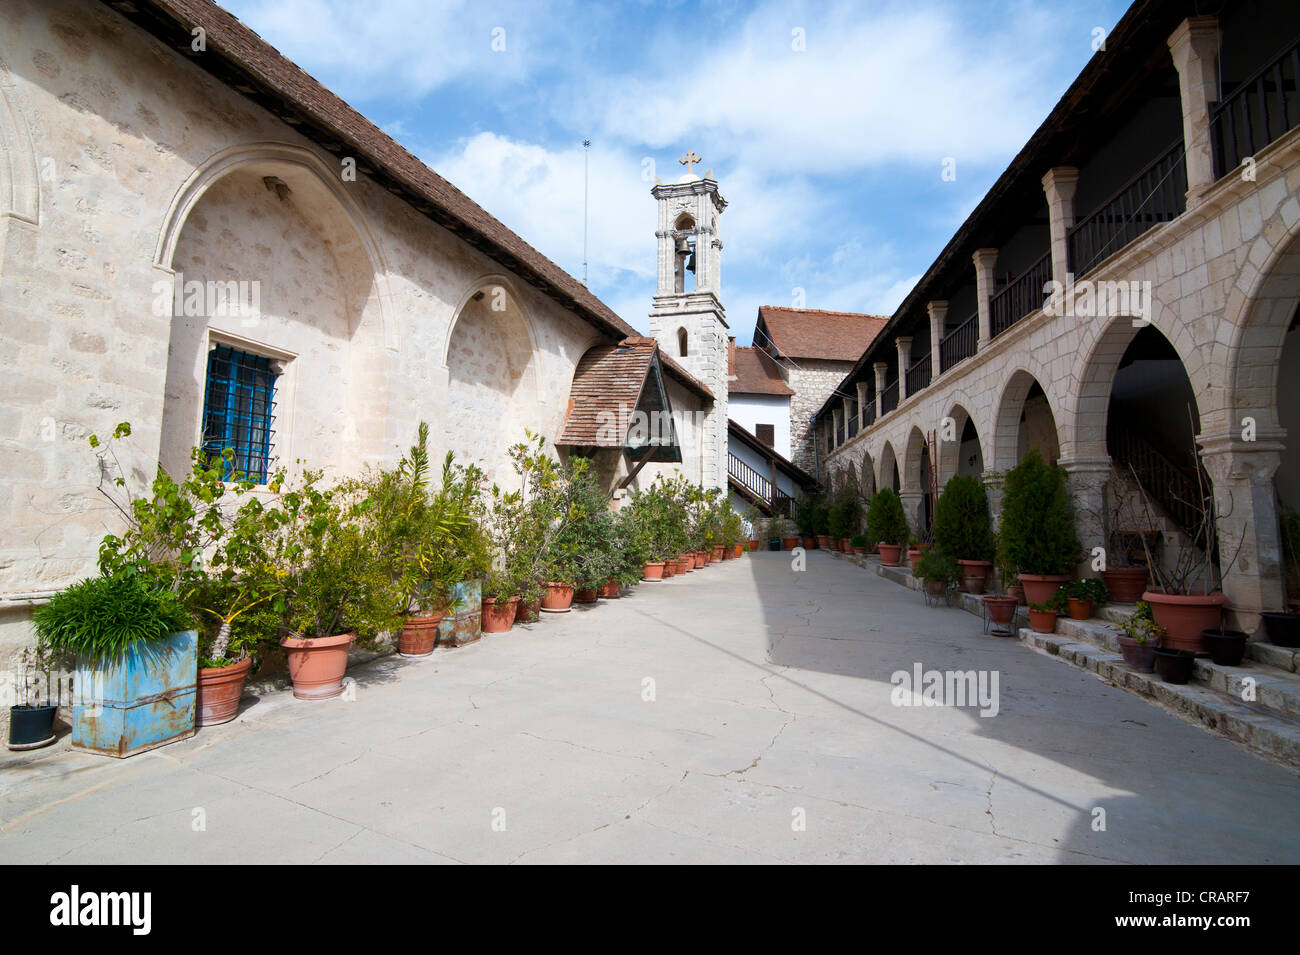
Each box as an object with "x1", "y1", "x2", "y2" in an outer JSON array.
[
  {"x1": 34, "y1": 573, "x2": 194, "y2": 661},
  {"x1": 1116, "y1": 600, "x2": 1164, "y2": 645},
  {"x1": 866, "y1": 488, "x2": 909, "y2": 546},
  {"x1": 1028, "y1": 589, "x2": 1066, "y2": 613},
  {"x1": 999, "y1": 450, "x2": 1081, "y2": 575},
  {"x1": 914, "y1": 548, "x2": 959, "y2": 586},
  {"x1": 1063, "y1": 577, "x2": 1109, "y2": 606},
  {"x1": 932, "y1": 474, "x2": 995, "y2": 562},
  {"x1": 849, "y1": 533, "x2": 868, "y2": 549}
]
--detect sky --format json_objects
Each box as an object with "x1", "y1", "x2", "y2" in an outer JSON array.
[{"x1": 223, "y1": 0, "x2": 1131, "y2": 345}]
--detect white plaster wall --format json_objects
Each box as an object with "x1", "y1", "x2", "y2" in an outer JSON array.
[{"x1": 729, "y1": 393, "x2": 791, "y2": 457}]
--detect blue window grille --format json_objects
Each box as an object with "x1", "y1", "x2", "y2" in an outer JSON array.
[{"x1": 202, "y1": 344, "x2": 277, "y2": 482}]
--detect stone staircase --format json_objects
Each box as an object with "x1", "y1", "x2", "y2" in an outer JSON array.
[{"x1": 832, "y1": 550, "x2": 1300, "y2": 768}]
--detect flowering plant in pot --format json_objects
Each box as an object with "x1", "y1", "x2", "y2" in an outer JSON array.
[
  {"x1": 932, "y1": 475, "x2": 995, "y2": 593},
  {"x1": 1062, "y1": 577, "x2": 1108, "y2": 621},
  {"x1": 1114, "y1": 600, "x2": 1162, "y2": 672},
  {"x1": 7, "y1": 645, "x2": 61, "y2": 751},
  {"x1": 867, "y1": 489, "x2": 909, "y2": 566},
  {"x1": 1000, "y1": 451, "x2": 1080, "y2": 605}
]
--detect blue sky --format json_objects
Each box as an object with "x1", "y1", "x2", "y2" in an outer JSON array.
[{"x1": 224, "y1": 0, "x2": 1131, "y2": 345}]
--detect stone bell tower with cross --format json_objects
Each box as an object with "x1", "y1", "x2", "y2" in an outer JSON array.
[{"x1": 649, "y1": 150, "x2": 729, "y2": 489}]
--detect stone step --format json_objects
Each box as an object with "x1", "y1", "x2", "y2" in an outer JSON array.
[
  {"x1": 826, "y1": 549, "x2": 1300, "y2": 767},
  {"x1": 1019, "y1": 628, "x2": 1300, "y2": 769}
]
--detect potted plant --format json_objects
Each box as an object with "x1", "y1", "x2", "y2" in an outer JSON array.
[
  {"x1": 867, "y1": 489, "x2": 909, "y2": 566},
  {"x1": 1201, "y1": 626, "x2": 1248, "y2": 666},
  {"x1": 481, "y1": 570, "x2": 520, "y2": 633},
  {"x1": 34, "y1": 572, "x2": 196, "y2": 756},
  {"x1": 1062, "y1": 578, "x2": 1108, "y2": 620},
  {"x1": 1152, "y1": 646, "x2": 1195, "y2": 684},
  {"x1": 981, "y1": 555, "x2": 1020, "y2": 627},
  {"x1": 796, "y1": 497, "x2": 818, "y2": 549},
  {"x1": 914, "y1": 548, "x2": 958, "y2": 597},
  {"x1": 932, "y1": 475, "x2": 996, "y2": 594},
  {"x1": 813, "y1": 497, "x2": 832, "y2": 549},
  {"x1": 1114, "y1": 601, "x2": 1161, "y2": 672},
  {"x1": 7, "y1": 646, "x2": 60, "y2": 751},
  {"x1": 1027, "y1": 589, "x2": 1065, "y2": 634},
  {"x1": 849, "y1": 533, "x2": 867, "y2": 556},
  {"x1": 1000, "y1": 450, "x2": 1080, "y2": 605}
]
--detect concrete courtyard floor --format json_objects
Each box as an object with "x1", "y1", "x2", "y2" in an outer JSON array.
[{"x1": 3, "y1": 551, "x2": 1299, "y2": 864}]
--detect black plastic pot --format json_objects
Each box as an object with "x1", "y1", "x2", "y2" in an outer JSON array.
[
  {"x1": 1201, "y1": 628, "x2": 1248, "y2": 666},
  {"x1": 767, "y1": 539, "x2": 781, "y2": 552},
  {"x1": 8, "y1": 704, "x2": 57, "y2": 750},
  {"x1": 1152, "y1": 648, "x2": 1195, "y2": 684},
  {"x1": 1259, "y1": 612, "x2": 1300, "y2": 648}
]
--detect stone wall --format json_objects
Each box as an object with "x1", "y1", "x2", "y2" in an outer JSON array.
[{"x1": 786, "y1": 358, "x2": 854, "y2": 473}]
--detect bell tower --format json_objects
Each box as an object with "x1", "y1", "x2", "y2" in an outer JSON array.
[{"x1": 649, "y1": 150, "x2": 728, "y2": 490}]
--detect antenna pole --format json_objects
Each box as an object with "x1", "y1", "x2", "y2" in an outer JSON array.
[{"x1": 583, "y1": 139, "x2": 590, "y2": 286}]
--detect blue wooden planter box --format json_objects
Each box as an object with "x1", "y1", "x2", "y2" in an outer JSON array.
[
  {"x1": 437, "y1": 579, "x2": 482, "y2": 647},
  {"x1": 72, "y1": 629, "x2": 197, "y2": 758}
]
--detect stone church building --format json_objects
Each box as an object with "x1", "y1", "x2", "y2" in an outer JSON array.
[{"x1": 0, "y1": 0, "x2": 733, "y2": 652}]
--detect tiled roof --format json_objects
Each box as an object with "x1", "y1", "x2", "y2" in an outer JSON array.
[
  {"x1": 755, "y1": 306, "x2": 889, "y2": 362},
  {"x1": 558, "y1": 338, "x2": 659, "y2": 446},
  {"x1": 728, "y1": 343, "x2": 794, "y2": 396},
  {"x1": 109, "y1": 0, "x2": 710, "y2": 401}
]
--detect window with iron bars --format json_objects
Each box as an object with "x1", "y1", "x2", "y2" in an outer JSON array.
[{"x1": 202, "y1": 344, "x2": 278, "y2": 483}]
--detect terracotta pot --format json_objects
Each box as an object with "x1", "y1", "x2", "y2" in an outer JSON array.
[
  {"x1": 1066, "y1": 596, "x2": 1093, "y2": 620},
  {"x1": 878, "y1": 543, "x2": 903, "y2": 566},
  {"x1": 925, "y1": 578, "x2": 947, "y2": 596},
  {"x1": 1007, "y1": 584, "x2": 1025, "y2": 606},
  {"x1": 693, "y1": 552, "x2": 705, "y2": 568},
  {"x1": 712, "y1": 545, "x2": 726, "y2": 560},
  {"x1": 748, "y1": 540, "x2": 759, "y2": 551},
  {"x1": 733, "y1": 544, "x2": 744, "y2": 558},
  {"x1": 802, "y1": 537, "x2": 816, "y2": 550},
  {"x1": 597, "y1": 580, "x2": 622, "y2": 599},
  {"x1": 957, "y1": 559, "x2": 992, "y2": 594},
  {"x1": 541, "y1": 582, "x2": 575, "y2": 613},
  {"x1": 1153, "y1": 647, "x2": 1195, "y2": 684},
  {"x1": 983, "y1": 595, "x2": 1018, "y2": 625},
  {"x1": 1117, "y1": 634, "x2": 1156, "y2": 672},
  {"x1": 1028, "y1": 608, "x2": 1057, "y2": 634},
  {"x1": 1202, "y1": 628, "x2": 1247, "y2": 666},
  {"x1": 197, "y1": 656, "x2": 253, "y2": 726},
  {"x1": 663, "y1": 560, "x2": 676, "y2": 578},
  {"x1": 907, "y1": 548, "x2": 921, "y2": 565},
  {"x1": 574, "y1": 588, "x2": 598, "y2": 604},
  {"x1": 642, "y1": 562, "x2": 665, "y2": 581},
  {"x1": 834, "y1": 538, "x2": 846, "y2": 552},
  {"x1": 397, "y1": 614, "x2": 442, "y2": 656},
  {"x1": 1142, "y1": 590, "x2": 1226, "y2": 653},
  {"x1": 852, "y1": 546, "x2": 865, "y2": 555},
  {"x1": 678, "y1": 554, "x2": 693, "y2": 573},
  {"x1": 281, "y1": 632, "x2": 354, "y2": 701},
  {"x1": 1101, "y1": 566, "x2": 1149, "y2": 604},
  {"x1": 516, "y1": 598, "x2": 541, "y2": 623},
  {"x1": 481, "y1": 597, "x2": 519, "y2": 633},
  {"x1": 781, "y1": 537, "x2": 798, "y2": 550},
  {"x1": 1018, "y1": 573, "x2": 1071, "y2": 607}
]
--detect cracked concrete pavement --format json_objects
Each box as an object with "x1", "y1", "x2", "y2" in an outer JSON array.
[{"x1": 3, "y1": 551, "x2": 1299, "y2": 864}]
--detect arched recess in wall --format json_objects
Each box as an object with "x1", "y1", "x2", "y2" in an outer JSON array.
[
  {"x1": 993, "y1": 370, "x2": 1061, "y2": 473},
  {"x1": 858, "y1": 449, "x2": 877, "y2": 498},
  {"x1": 938, "y1": 402, "x2": 984, "y2": 484},
  {"x1": 878, "y1": 441, "x2": 901, "y2": 494},
  {"x1": 1226, "y1": 226, "x2": 1300, "y2": 512},
  {"x1": 903, "y1": 425, "x2": 933, "y2": 530},
  {"x1": 443, "y1": 274, "x2": 542, "y2": 488},
  {"x1": 0, "y1": 53, "x2": 40, "y2": 225},
  {"x1": 154, "y1": 142, "x2": 393, "y2": 482}
]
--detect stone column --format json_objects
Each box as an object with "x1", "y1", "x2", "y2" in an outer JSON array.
[
  {"x1": 927, "y1": 301, "x2": 947, "y2": 377},
  {"x1": 842, "y1": 396, "x2": 853, "y2": 437},
  {"x1": 899, "y1": 489, "x2": 926, "y2": 539},
  {"x1": 1059, "y1": 455, "x2": 1112, "y2": 578},
  {"x1": 873, "y1": 361, "x2": 888, "y2": 419},
  {"x1": 1168, "y1": 16, "x2": 1221, "y2": 202},
  {"x1": 1199, "y1": 432, "x2": 1285, "y2": 630},
  {"x1": 856, "y1": 381, "x2": 870, "y2": 428},
  {"x1": 1042, "y1": 167, "x2": 1079, "y2": 286},
  {"x1": 983, "y1": 467, "x2": 1006, "y2": 525},
  {"x1": 896, "y1": 337, "x2": 913, "y2": 401},
  {"x1": 973, "y1": 249, "x2": 998, "y2": 349}
]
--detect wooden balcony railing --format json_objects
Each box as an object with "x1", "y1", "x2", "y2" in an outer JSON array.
[
  {"x1": 939, "y1": 312, "x2": 978, "y2": 372},
  {"x1": 1211, "y1": 33, "x2": 1300, "y2": 179},
  {"x1": 1068, "y1": 139, "x2": 1187, "y2": 276},
  {"x1": 728, "y1": 451, "x2": 794, "y2": 518},
  {"x1": 905, "y1": 353, "x2": 931, "y2": 396},
  {"x1": 989, "y1": 251, "x2": 1051, "y2": 338}
]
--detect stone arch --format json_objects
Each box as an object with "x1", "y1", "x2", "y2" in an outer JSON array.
[
  {"x1": 445, "y1": 274, "x2": 543, "y2": 486},
  {"x1": 902, "y1": 425, "x2": 929, "y2": 493},
  {"x1": 938, "y1": 402, "x2": 984, "y2": 483},
  {"x1": 156, "y1": 142, "x2": 393, "y2": 480},
  {"x1": 878, "y1": 441, "x2": 900, "y2": 494},
  {"x1": 857, "y1": 448, "x2": 877, "y2": 498},
  {"x1": 0, "y1": 53, "x2": 39, "y2": 224},
  {"x1": 993, "y1": 369, "x2": 1062, "y2": 473}
]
